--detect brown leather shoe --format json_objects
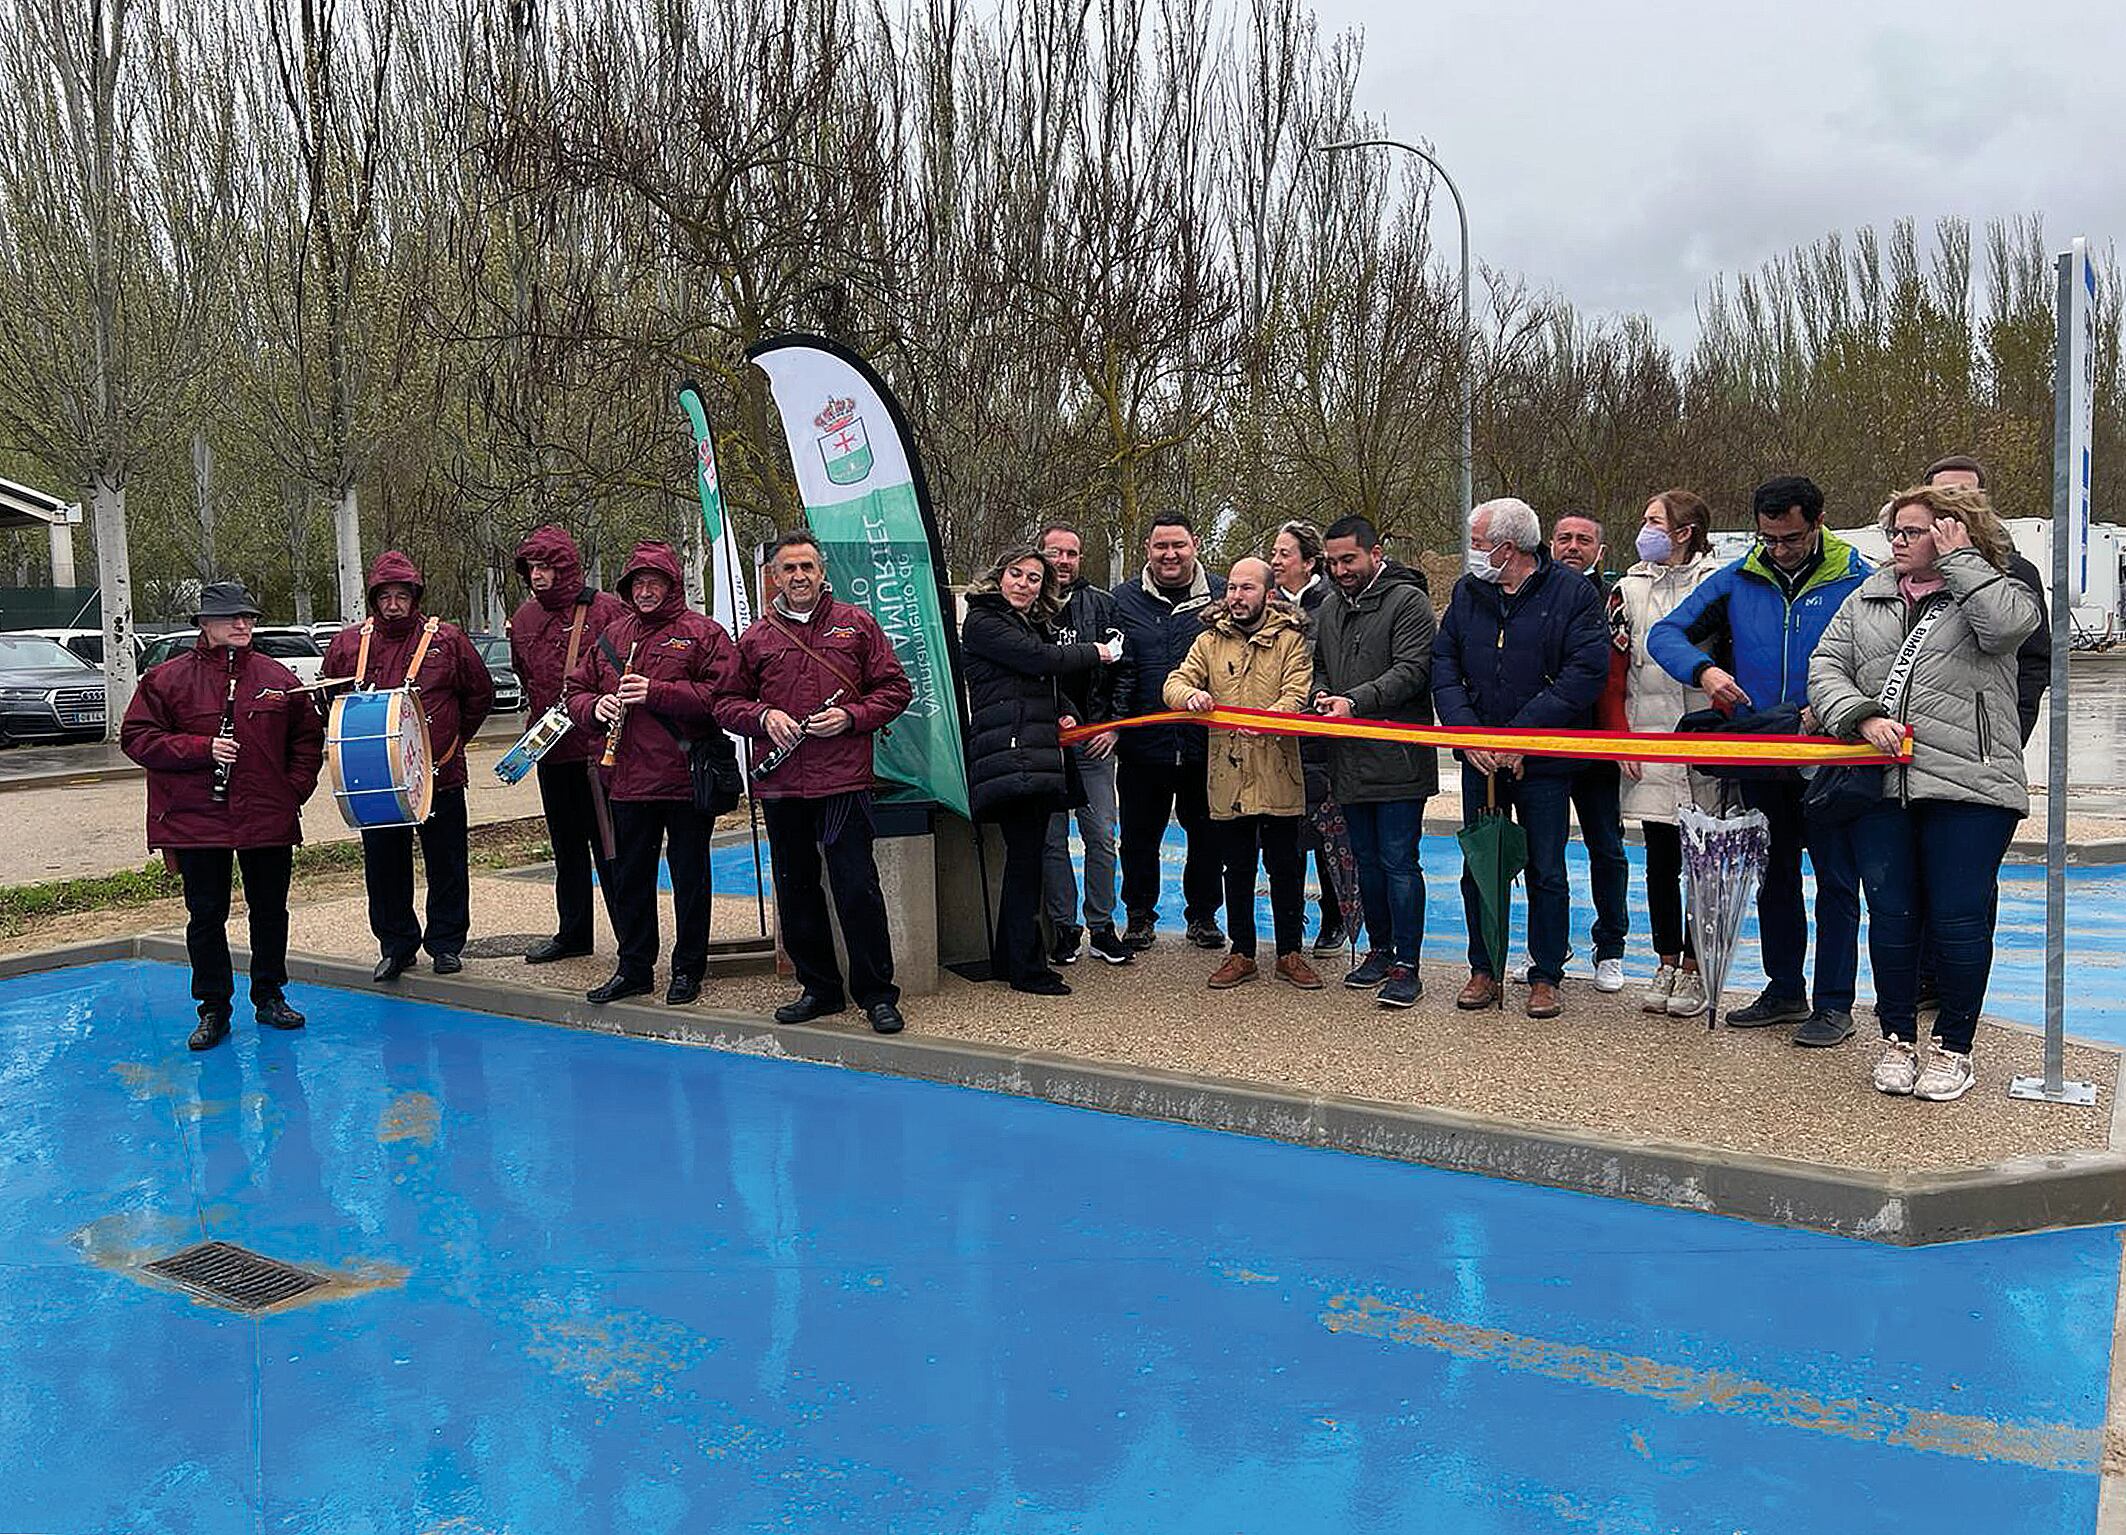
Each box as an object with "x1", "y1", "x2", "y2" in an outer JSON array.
[
  {"x1": 1274, "y1": 953, "x2": 1324, "y2": 990},
  {"x1": 1525, "y1": 981, "x2": 1563, "y2": 1019},
  {"x1": 1456, "y1": 971, "x2": 1500, "y2": 1010},
  {"x1": 1207, "y1": 953, "x2": 1260, "y2": 989}
]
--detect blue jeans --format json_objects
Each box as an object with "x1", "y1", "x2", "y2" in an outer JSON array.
[
  {"x1": 1850, "y1": 799, "x2": 2018, "y2": 1054},
  {"x1": 1741, "y1": 776, "x2": 1860, "y2": 1012},
  {"x1": 1043, "y1": 747, "x2": 1119, "y2": 933},
  {"x1": 1343, "y1": 798, "x2": 1428, "y2": 966},
  {"x1": 1460, "y1": 767, "x2": 1572, "y2": 984},
  {"x1": 1570, "y1": 760, "x2": 1629, "y2": 962}
]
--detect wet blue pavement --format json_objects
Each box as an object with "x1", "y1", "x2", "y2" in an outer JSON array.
[{"x1": 3, "y1": 959, "x2": 2119, "y2": 1532}]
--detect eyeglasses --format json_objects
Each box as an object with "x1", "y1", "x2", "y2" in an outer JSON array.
[
  {"x1": 1885, "y1": 526, "x2": 1934, "y2": 544},
  {"x1": 1755, "y1": 530, "x2": 1815, "y2": 551}
]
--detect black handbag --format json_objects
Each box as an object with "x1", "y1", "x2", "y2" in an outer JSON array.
[
  {"x1": 1799, "y1": 762, "x2": 1883, "y2": 825},
  {"x1": 1673, "y1": 702, "x2": 1805, "y2": 783}
]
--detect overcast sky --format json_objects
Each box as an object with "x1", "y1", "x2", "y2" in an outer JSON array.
[{"x1": 1308, "y1": 0, "x2": 2121, "y2": 345}]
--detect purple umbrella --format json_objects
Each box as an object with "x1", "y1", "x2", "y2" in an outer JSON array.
[
  {"x1": 1678, "y1": 801, "x2": 1771, "y2": 1031},
  {"x1": 1310, "y1": 796, "x2": 1362, "y2": 948}
]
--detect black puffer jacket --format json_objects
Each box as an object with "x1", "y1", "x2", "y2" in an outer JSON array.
[
  {"x1": 1053, "y1": 578, "x2": 1128, "y2": 725},
  {"x1": 1109, "y1": 565, "x2": 1226, "y2": 767},
  {"x1": 960, "y1": 591, "x2": 1108, "y2": 820},
  {"x1": 1287, "y1": 575, "x2": 1331, "y2": 809}
]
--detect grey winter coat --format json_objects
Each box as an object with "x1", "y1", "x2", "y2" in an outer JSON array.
[
  {"x1": 1807, "y1": 549, "x2": 2040, "y2": 815},
  {"x1": 1311, "y1": 562, "x2": 1439, "y2": 804}
]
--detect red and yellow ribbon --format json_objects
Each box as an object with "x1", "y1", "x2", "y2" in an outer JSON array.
[{"x1": 1059, "y1": 705, "x2": 1912, "y2": 768}]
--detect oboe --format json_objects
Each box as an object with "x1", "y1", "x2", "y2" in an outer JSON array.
[
  {"x1": 210, "y1": 646, "x2": 238, "y2": 804},
  {"x1": 599, "y1": 641, "x2": 641, "y2": 769},
  {"x1": 754, "y1": 689, "x2": 845, "y2": 779}
]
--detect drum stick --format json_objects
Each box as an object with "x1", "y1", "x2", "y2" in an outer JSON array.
[{"x1": 600, "y1": 641, "x2": 640, "y2": 769}]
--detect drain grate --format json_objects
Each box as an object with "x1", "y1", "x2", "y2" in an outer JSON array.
[{"x1": 142, "y1": 1241, "x2": 324, "y2": 1314}]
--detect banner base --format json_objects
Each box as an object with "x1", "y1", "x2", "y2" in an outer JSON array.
[{"x1": 2007, "y1": 1074, "x2": 2100, "y2": 1106}]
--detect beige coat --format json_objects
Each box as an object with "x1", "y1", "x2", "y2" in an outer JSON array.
[
  {"x1": 1613, "y1": 554, "x2": 1718, "y2": 824},
  {"x1": 1163, "y1": 601, "x2": 1312, "y2": 819}
]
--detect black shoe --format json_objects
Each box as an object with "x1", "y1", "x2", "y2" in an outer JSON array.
[
  {"x1": 1185, "y1": 919, "x2": 1225, "y2": 950},
  {"x1": 525, "y1": 938, "x2": 591, "y2": 965},
  {"x1": 1345, "y1": 950, "x2": 1395, "y2": 989},
  {"x1": 665, "y1": 973, "x2": 702, "y2": 1006},
  {"x1": 1312, "y1": 923, "x2": 1346, "y2": 956},
  {"x1": 775, "y1": 990, "x2": 846, "y2": 1025},
  {"x1": 1792, "y1": 1008, "x2": 1856, "y2": 1048},
  {"x1": 1011, "y1": 971, "x2": 1072, "y2": 997},
  {"x1": 1087, "y1": 928, "x2": 1134, "y2": 965},
  {"x1": 1050, "y1": 925, "x2": 1083, "y2": 967},
  {"x1": 432, "y1": 952, "x2": 463, "y2": 976},
  {"x1": 1725, "y1": 987, "x2": 1810, "y2": 1028},
  {"x1": 253, "y1": 995, "x2": 305, "y2": 1031},
  {"x1": 1123, "y1": 913, "x2": 1158, "y2": 951},
  {"x1": 373, "y1": 952, "x2": 415, "y2": 983},
  {"x1": 866, "y1": 1000, "x2": 906, "y2": 1035},
  {"x1": 586, "y1": 971, "x2": 654, "y2": 1005},
  {"x1": 188, "y1": 1009, "x2": 231, "y2": 1052}
]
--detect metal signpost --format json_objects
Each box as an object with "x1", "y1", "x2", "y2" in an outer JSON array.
[{"x1": 2011, "y1": 237, "x2": 2099, "y2": 1106}]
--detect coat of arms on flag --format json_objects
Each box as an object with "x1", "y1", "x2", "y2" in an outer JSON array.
[{"x1": 814, "y1": 395, "x2": 873, "y2": 486}]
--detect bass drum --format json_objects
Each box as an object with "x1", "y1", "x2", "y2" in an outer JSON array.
[{"x1": 327, "y1": 687, "x2": 435, "y2": 829}]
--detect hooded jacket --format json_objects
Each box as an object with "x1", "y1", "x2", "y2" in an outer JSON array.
[
  {"x1": 505, "y1": 525, "x2": 630, "y2": 765},
  {"x1": 958, "y1": 589, "x2": 1108, "y2": 820},
  {"x1": 1808, "y1": 549, "x2": 2040, "y2": 815},
  {"x1": 321, "y1": 551, "x2": 494, "y2": 793},
  {"x1": 1311, "y1": 561, "x2": 1439, "y2": 804},
  {"x1": 1162, "y1": 599, "x2": 1312, "y2": 819},
  {"x1": 1109, "y1": 563, "x2": 1228, "y2": 768},
  {"x1": 710, "y1": 591, "x2": 913, "y2": 800},
  {"x1": 564, "y1": 541, "x2": 738, "y2": 803},
  {"x1": 1431, "y1": 549, "x2": 1611, "y2": 778},
  {"x1": 121, "y1": 639, "x2": 324, "y2": 850},
  {"x1": 1647, "y1": 531, "x2": 1870, "y2": 711}
]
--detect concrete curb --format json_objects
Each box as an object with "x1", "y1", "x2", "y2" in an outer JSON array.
[{"x1": 14, "y1": 935, "x2": 2123, "y2": 1248}]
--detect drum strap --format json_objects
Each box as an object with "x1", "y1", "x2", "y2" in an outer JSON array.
[
  {"x1": 354, "y1": 619, "x2": 374, "y2": 688},
  {"x1": 405, "y1": 617, "x2": 441, "y2": 683},
  {"x1": 353, "y1": 615, "x2": 438, "y2": 688},
  {"x1": 562, "y1": 602, "x2": 588, "y2": 681}
]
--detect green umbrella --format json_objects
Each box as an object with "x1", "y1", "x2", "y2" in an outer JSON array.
[{"x1": 1457, "y1": 774, "x2": 1528, "y2": 990}]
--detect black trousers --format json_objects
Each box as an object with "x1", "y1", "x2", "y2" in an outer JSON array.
[
  {"x1": 536, "y1": 759, "x2": 616, "y2": 951},
  {"x1": 362, "y1": 787, "x2": 470, "y2": 961},
  {"x1": 1117, "y1": 756, "x2": 1221, "y2": 928},
  {"x1": 1642, "y1": 820, "x2": 1696, "y2": 961},
  {"x1": 1217, "y1": 814, "x2": 1306, "y2": 958},
  {"x1": 762, "y1": 794, "x2": 899, "y2": 1007},
  {"x1": 991, "y1": 802, "x2": 1053, "y2": 985},
  {"x1": 175, "y1": 846, "x2": 293, "y2": 1009},
  {"x1": 608, "y1": 798, "x2": 713, "y2": 981}
]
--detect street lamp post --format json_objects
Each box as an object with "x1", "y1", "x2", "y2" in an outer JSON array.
[{"x1": 1314, "y1": 136, "x2": 1473, "y2": 518}]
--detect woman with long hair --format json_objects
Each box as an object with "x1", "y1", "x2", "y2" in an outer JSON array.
[
  {"x1": 961, "y1": 546, "x2": 1123, "y2": 995},
  {"x1": 1602, "y1": 490, "x2": 1720, "y2": 1017},
  {"x1": 1809, "y1": 484, "x2": 2038, "y2": 1101},
  {"x1": 1269, "y1": 518, "x2": 1347, "y2": 952}
]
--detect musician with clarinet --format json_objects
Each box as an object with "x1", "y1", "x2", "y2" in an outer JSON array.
[
  {"x1": 322, "y1": 552, "x2": 494, "y2": 982},
  {"x1": 565, "y1": 541, "x2": 739, "y2": 1007},
  {"x1": 120, "y1": 583, "x2": 324, "y2": 1050},
  {"x1": 506, "y1": 525, "x2": 630, "y2": 966},
  {"x1": 712, "y1": 530, "x2": 914, "y2": 1034}
]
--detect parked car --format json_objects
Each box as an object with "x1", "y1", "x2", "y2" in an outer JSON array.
[
  {"x1": 471, "y1": 633, "x2": 524, "y2": 713},
  {"x1": 15, "y1": 627, "x2": 145, "y2": 668},
  {"x1": 0, "y1": 633, "x2": 106, "y2": 743},
  {"x1": 140, "y1": 626, "x2": 327, "y2": 684}
]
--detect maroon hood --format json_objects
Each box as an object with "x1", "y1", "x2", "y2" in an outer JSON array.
[
  {"x1": 617, "y1": 541, "x2": 688, "y2": 627},
  {"x1": 364, "y1": 550, "x2": 426, "y2": 640},
  {"x1": 514, "y1": 525, "x2": 587, "y2": 614}
]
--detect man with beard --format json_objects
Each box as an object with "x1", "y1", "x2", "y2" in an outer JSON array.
[
  {"x1": 323, "y1": 552, "x2": 495, "y2": 982},
  {"x1": 1109, "y1": 513, "x2": 1227, "y2": 951},
  {"x1": 507, "y1": 525, "x2": 630, "y2": 965},
  {"x1": 1311, "y1": 516, "x2": 1438, "y2": 1009},
  {"x1": 121, "y1": 582, "x2": 324, "y2": 1049},
  {"x1": 565, "y1": 541, "x2": 739, "y2": 1007}
]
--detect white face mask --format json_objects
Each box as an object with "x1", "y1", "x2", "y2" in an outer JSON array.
[{"x1": 1467, "y1": 545, "x2": 1507, "y2": 583}]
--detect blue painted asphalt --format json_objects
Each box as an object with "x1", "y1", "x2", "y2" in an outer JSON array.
[
  {"x1": 4, "y1": 959, "x2": 2118, "y2": 1532},
  {"x1": 697, "y1": 825, "x2": 2126, "y2": 1044}
]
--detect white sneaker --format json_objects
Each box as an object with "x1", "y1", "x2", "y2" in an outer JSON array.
[
  {"x1": 1593, "y1": 958, "x2": 1625, "y2": 994},
  {"x1": 1872, "y1": 1039, "x2": 1920, "y2": 1096},
  {"x1": 1666, "y1": 970, "x2": 1708, "y2": 1018},
  {"x1": 1914, "y1": 1049, "x2": 1975, "y2": 1102},
  {"x1": 1641, "y1": 964, "x2": 1678, "y2": 1013}
]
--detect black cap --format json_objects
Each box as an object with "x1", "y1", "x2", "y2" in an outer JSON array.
[{"x1": 192, "y1": 582, "x2": 264, "y2": 621}]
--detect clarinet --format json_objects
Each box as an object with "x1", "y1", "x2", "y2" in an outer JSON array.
[
  {"x1": 210, "y1": 646, "x2": 238, "y2": 804},
  {"x1": 754, "y1": 689, "x2": 845, "y2": 779},
  {"x1": 599, "y1": 641, "x2": 641, "y2": 769}
]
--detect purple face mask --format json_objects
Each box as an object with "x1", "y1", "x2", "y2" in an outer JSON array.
[{"x1": 1636, "y1": 525, "x2": 1674, "y2": 563}]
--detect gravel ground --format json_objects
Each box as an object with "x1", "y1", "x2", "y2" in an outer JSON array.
[{"x1": 263, "y1": 872, "x2": 2116, "y2": 1178}]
